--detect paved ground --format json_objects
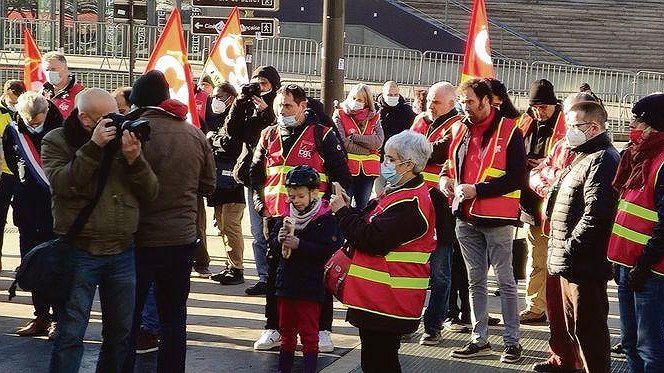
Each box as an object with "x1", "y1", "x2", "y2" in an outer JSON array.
[{"x1": 0, "y1": 206, "x2": 627, "y2": 372}]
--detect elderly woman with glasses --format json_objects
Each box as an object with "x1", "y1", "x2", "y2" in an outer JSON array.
[{"x1": 330, "y1": 130, "x2": 436, "y2": 373}]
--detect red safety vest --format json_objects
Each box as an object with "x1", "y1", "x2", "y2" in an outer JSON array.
[
  {"x1": 342, "y1": 181, "x2": 436, "y2": 319},
  {"x1": 518, "y1": 110, "x2": 566, "y2": 156},
  {"x1": 195, "y1": 90, "x2": 208, "y2": 119},
  {"x1": 411, "y1": 112, "x2": 462, "y2": 189},
  {"x1": 52, "y1": 82, "x2": 85, "y2": 119},
  {"x1": 261, "y1": 124, "x2": 330, "y2": 217},
  {"x1": 448, "y1": 117, "x2": 521, "y2": 221},
  {"x1": 607, "y1": 150, "x2": 664, "y2": 276},
  {"x1": 337, "y1": 109, "x2": 380, "y2": 177}
]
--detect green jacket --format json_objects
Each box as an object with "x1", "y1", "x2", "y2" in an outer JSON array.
[{"x1": 42, "y1": 127, "x2": 159, "y2": 255}]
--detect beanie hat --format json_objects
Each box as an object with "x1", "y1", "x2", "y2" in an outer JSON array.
[
  {"x1": 251, "y1": 66, "x2": 281, "y2": 90},
  {"x1": 130, "y1": 70, "x2": 170, "y2": 107},
  {"x1": 632, "y1": 93, "x2": 664, "y2": 131},
  {"x1": 529, "y1": 79, "x2": 558, "y2": 105}
]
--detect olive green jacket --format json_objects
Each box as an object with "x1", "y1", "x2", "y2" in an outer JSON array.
[{"x1": 42, "y1": 127, "x2": 159, "y2": 255}]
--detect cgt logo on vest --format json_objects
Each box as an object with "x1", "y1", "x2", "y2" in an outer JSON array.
[{"x1": 298, "y1": 141, "x2": 315, "y2": 159}]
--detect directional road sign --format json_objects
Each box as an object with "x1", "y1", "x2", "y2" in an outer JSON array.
[
  {"x1": 113, "y1": 0, "x2": 148, "y2": 23},
  {"x1": 192, "y1": 0, "x2": 279, "y2": 12},
  {"x1": 191, "y1": 16, "x2": 278, "y2": 38}
]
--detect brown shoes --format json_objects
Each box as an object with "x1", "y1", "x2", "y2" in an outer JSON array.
[
  {"x1": 519, "y1": 310, "x2": 547, "y2": 324},
  {"x1": 16, "y1": 318, "x2": 50, "y2": 337}
]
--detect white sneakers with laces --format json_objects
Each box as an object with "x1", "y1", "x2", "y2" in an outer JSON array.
[
  {"x1": 318, "y1": 330, "x2": 334, "y2": 353},
  {"x1": 254, "y1": 329, "x2": 281, "y2": 350}
]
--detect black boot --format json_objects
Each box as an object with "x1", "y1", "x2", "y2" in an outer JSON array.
[
  {"x1": 277, "y1": 350, "x2": 295, "y2": 373},
  {"x1": 303, "y1": 353, "x2": 318, "y2": 373}
]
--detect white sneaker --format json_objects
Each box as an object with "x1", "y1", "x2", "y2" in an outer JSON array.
[
  {"x1": 254, "y1": 329, "x2": 281, "y2": 350},
  {"x1": 318, "y1": 330, "x2": 334, "y2": 353}
]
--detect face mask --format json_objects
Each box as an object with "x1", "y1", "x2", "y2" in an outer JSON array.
[
  {"x1": 211, "y1": 98, "x2": 226, "y2": 114},
  {"x1": 384, "y1": 96, "x2": 399, "y2": 107},
  {"x1": 380, "y1": 160, "x2": 408, "y2": 185},
  {"x1": 565, "y1": 127, "x2": 588, "y2": 147},
  {"x1": 628, "y1": 128, "x2": 644, "y2": 144},
  {"x1": 277, "y1": 114, "x2": 299, "y2": 128},
  {"x1": 260, "y1": 89, "x2": 272, "y2": 96},
  {"x1": 45, "y1": 71, "x2": 60, "y2": 86},
  {"x1": 27, "y1": 123, "x2": 44, "y2": 134}
]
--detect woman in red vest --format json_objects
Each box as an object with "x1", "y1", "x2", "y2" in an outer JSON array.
[
  {"x1": 608, "y1": 93, "x2": 664, "y2": 373},
  {"x1": 330, "y1": 130, "x2": 436, "y2": 373},
  {"x1": 333, "y1": 84, "x2": 384, "y2": 210}
]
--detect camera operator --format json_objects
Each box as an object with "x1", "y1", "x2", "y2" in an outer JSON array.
[
  {"x1": 223, "y1": 65, "x2": 281, "y2": 295},
  {"x1": 43, "y1": 88, "x2": 158, "y2": 372},
  {"x1": 121, "y1": 70, "x2": 216, "y2": 372}
]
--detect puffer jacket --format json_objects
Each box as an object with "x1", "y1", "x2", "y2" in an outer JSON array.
[
  {"x1": 547, "y1": 132, "x2": 619, "y2": 281},
  {"x1": 42, "y1": 111, "x2": 159, "y2": 255}
]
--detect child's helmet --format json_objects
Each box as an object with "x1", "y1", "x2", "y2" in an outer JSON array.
[{"x1": 285, "y1": 165, "x2": 320, "y2": 189}]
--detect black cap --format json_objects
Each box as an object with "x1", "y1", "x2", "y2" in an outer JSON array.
[
  {"x1": 251, "y1": 66, "x2": 281, "y2": 90},
  {"x1": 529, "y1": 79, "x2": 558, "y2": 106},
  {"x1": 130, "y1": 70, "x2": 170, "y2": 107},
  {"x1": 285, "y1": 165, "x2": 320, "y2": 189},
  {"x1": 632, "y1": 93, "x2": 664, "y2": 131}
]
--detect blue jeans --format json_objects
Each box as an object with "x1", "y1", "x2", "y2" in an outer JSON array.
[
  {"x1": 123, "y1": 242, "x2": 196, "y2": 373},
  {"x1": 50, "y1": 247, "x2": 136, "y2": 373},
  {"x1": 617, "y1": 265, "x2": 664, "y2": 373},
  {"x1": 456, "y1": 220, "x2": 520, "y2": 346},
  {"x1": 141, "y1": 283, "x2": 160, "y2": 335},
  {"x1": 349, "y1": 174, "x2": 375, "y2": 211},
  {"x1": 423, "y1": 243, "x2": 453, "y2": 334},
  {"x1": 246, "y1": 187, "x2": 268, "y2": 282}
]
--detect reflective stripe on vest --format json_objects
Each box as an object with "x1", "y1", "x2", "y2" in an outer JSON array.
[
  {"x1": 338, "y1": 110, "x2": 380, "y2": 176},
  {"x1": 348, "y1": 264, "x2": 430, "y2": 289},
  {"x1": 411, "y1": 113, "x2": 462, "y2": 189}
]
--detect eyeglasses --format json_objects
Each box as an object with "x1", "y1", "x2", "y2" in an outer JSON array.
[{"x1": 570, "y1": 121, "x2": 594, "y2": 129}]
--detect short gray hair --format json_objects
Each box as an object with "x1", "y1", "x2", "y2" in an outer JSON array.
[
  {"x1": 42, "y1": 51, "x2": 67, "y2": 65},
  {"x1": 15, "y1": 91, "x2": 48, "y2": 122},
  {"x1": 384, "y1": 130, "x2": 432, "y2": 173}
]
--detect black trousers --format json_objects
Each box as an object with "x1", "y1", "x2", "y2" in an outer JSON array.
[
  {"x1": 448, "y1": 242, "x2": 471, "y2": 322},
  {"x1": 0, "y1": 172, "x2": 17, "y2": 257},
  {"x1": 359, "y1": 328, "x2": 402, "y2": 373}
]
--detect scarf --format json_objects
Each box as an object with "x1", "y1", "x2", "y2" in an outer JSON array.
[
  {"x1": 352, "y1": 108, "x2": 371, "y2": 123},
  {"x1": 63, "y1": 109, "x2": 93, "y2": 149},
  {"x1": 613, "y1": 131, "x2": 664, "y2": 191},
  {"x1": 288, "y1": 198, "x2": 329, "y2": 231}
]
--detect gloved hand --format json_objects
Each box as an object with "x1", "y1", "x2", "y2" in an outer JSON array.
[{"x1": 628, "y1": 263, "x2": 650, "y2": 292}]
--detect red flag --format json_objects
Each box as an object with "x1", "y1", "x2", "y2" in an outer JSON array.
[
  {"x1": 23, "y1": 28, "x2": 46, "y2": 91},
  {"x1": 461, "y1": 0, "x2": 495, "y2": 82},
  {"x1": 201, "y1": 7, "x2": 249, "y2": 91},
  {"x1": 145, "y1": 9, "x2": 200, "y2": 127}
]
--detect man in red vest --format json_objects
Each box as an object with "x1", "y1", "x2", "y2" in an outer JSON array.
[
  {"x1": 608, "y1": 93, "x2": 664, "y2": 373},
  {"x1": 440, "y1": 79, "x2": 526, "y2": 363},
  {"x1": 41, "y1": 51, "x2": 85, "y2": 119},
  {"x1": 249, "y1": 84, "x2": 350, "y2": 352}
]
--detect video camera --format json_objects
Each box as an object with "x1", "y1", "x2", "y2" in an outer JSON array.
[{"x1": 103, "y1": 113, "x2": 151, "y2": 142}]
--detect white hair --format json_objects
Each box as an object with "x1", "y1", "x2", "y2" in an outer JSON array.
[
  {"x1": 15, "y1": 91, "x2": 48, "y2": 122},
  {"x1": 76, "y1": 88, "x2": 116, "y2": 117},
  {"x1": 429, "y1": 81, "x2": 456, "y2": 101},
  {"x1": 384, "y1": 130, "x2": 432, "y2": 173}
]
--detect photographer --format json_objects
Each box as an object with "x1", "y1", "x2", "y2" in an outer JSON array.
[
  {"x1": 43, "y1": 88, "x2": 158, "y2": 372},
  {"x1": 223, "y1": 65, "x2": 280, "y2": 295},
  {"x1": 122, "y1": 70, "x2": 215, "y2": 372}
]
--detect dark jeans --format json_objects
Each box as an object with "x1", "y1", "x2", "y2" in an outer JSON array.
[
  {"x1": 348, "y1": 174, "x2": 375, "y2": 211},
  {"x1": 50, "y1": 247, "x2": 136, "y2": 373},
  {"x1": 359, "y1": 328, "x2": 401, "y2": 373},
  {"x1": 141, "y1": 283, "x2": 160, "y2": 335},
  {"x1": 422, "y1": 242, "x2": 452, "y2": 334},
  {"x1": 617, "y1": 265, "x2": 664, "y2": 373},
  {"x1": 265, "y1": 238, "x2": 333, "y2": 331},
  {"x1": 448, "y1": 243, "x2": 470, "y2": 322},
  {"x1": 123, "y1": 242, "x2": 197, "y2": 373},
  {"x1": 0, "y1": 172, "x2": 17, "y2": 256}
]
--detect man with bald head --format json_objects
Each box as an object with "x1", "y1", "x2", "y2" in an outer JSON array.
[
  {"x1": 42, "y1": 88, "x2": 158, "y2": 372},
  {"x1": 410, "y1": 81, "x2": 463, "y2": 345}
]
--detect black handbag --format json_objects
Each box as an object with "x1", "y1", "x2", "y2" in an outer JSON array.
[
  {"x1": 8, "y1": 147, "x2": 115, "y2": 301},
  {"x1": 512, "y1": 231, "x2": 528, "y2": 281}
]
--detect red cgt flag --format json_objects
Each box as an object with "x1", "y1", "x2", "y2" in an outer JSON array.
[
  {"x1": 201, "y1": 6, "x2": 249, "y2": 91},
  {"x1": 460, "y1": 0, "x2": 495, "y2": 82},
  {"x1": 145, "y1": 8, "x2": 200, "y2": 127},
  {"x1": 23, "y1": 27, "x2": 46, "y2": 91}
]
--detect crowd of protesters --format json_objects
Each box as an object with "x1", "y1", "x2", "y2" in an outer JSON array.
[{"x1": 1, "y1": 50, "x2": 662, "y2": 373}]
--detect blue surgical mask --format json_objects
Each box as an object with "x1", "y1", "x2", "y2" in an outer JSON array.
[
  {"x1": 381, "y1": 160, "x2": 408, "y2": 185},
  {"x1": 277, "y1": 114, "x2": 298, "y2": 128}
]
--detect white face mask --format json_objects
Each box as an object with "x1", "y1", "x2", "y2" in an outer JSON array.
[
  {"x1": 277, "y1": 114, "x2": 299, "y2": 128},
  {"x1": 45, "y1": 71, "x2": 60, "y2": 86},
  {"x1": 348, "y1": 99, "x2": 364, "y2": 112},
  {"x1": 27, "y1": 123, "x2": 44, "y2": 134},
  {"x1": 260, "y1": 89, "x2": 272, "y2": 97},
  {"x1": 211, "y1": 98, "x2": 226, "y2": 114},
  {"x1": 565, "y1": 127, "x2": 588, "y2": 147},
  {"x1": 384, "y1": 96, "x2": 399, "y2": 107}
]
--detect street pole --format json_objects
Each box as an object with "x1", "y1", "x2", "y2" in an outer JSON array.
[
  {"x1": 128, "y1": 0, "x2": 136, "y2": 83},
  {"x1": 321, "y1": 0, "x2": 345, "y2": 116},
  {"x1": 59, "y1": 0, "x2": 66, "y2": 51}
]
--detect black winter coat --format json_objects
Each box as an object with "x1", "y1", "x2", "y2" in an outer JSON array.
[
  {"x1": 547, "y1": 132, "x2": 619, "y2": 281},
  {"x1": 207, "y1": 107, "x2": 245, "y2": 206},
  {"x1": 377, "y1": 94, "x2": 416, "y2": 158},
  {"x1": 269, "y1": 211, "x2": 342, "y2": 302}
]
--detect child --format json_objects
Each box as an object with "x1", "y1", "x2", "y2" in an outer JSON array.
[{"x1": 269, "y1": 165, "x2": 342, "y2": 373}]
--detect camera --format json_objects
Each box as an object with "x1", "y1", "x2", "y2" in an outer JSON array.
[
  {"x1": 103, "y1": 113, "x2": 151, "y2": 142},
  {"x1": 239, "y1": 82, "x2": 261, "y2": 101}
]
